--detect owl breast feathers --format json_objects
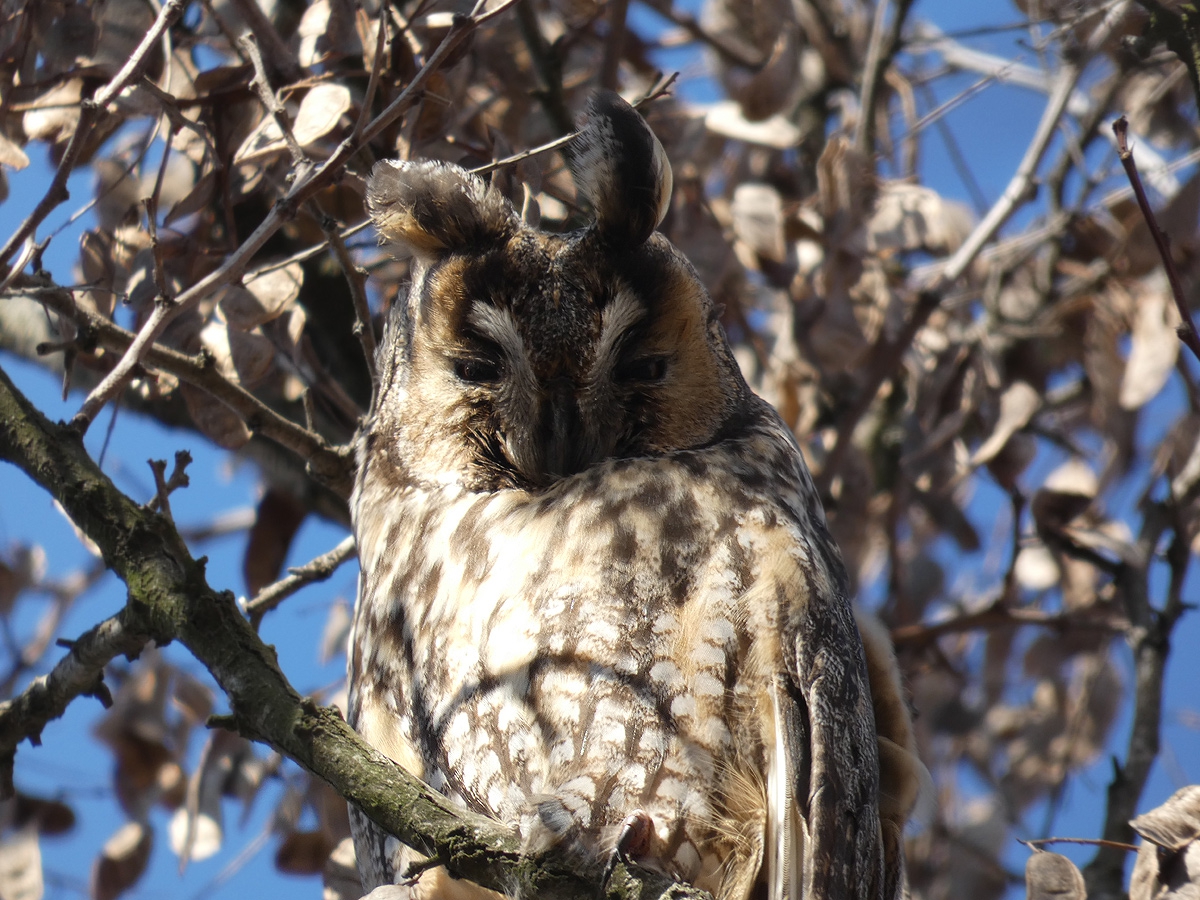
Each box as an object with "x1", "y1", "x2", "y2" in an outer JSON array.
[{"x1": 349, "y1": 91, "x2": 922, "y2": 900}]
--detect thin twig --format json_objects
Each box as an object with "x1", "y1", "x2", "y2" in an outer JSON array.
[
  {"x1": 241, "y1": 33, "x2": 308, "y2": 168},
  {"x1": 856, "y1": 0, "x2": 915, "y2": 155},
  {"x1": 352, "y1": 5, "x2": 390, "y2": 140},
  {"x1": 1020, "y1": 837, "x2": 1139, "y2": 853},
  {"x1": 928, "y1": 59, "x2": 1083, "y2": 289},
  {"x1": 146, "y1": 450, "x2": 193, "y2": 520},
  {"x1": 639, "y1": 0, "x2": 762, "y2": 68},
  {"x1": 599, "y1": 0, "x2": 630, "y2": 91},
  {"x1": 317, "y1": 209, "x2": 378, "y2": 397},
  {"x1": 226, "y1": 0, "x2": 303, "y2": 85},
  {"x1": 891, "y1": 601, "x2": 1127, "y2": 650},
  {"x1": 1112, "y1": 115, "x2": 1200, "y2": 365},
  {"x1": 469, "y1": 132, "x2": 578, "y2": 177},
  {"x1": 245, "y1": 535, "x2": 357, "y2": 626},
  {"x1": 0, "y1": 0, "x2": 187, "y2": 274}
]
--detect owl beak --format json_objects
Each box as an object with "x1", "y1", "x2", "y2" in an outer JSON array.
[
  {"x1": 543, "y1": 383, "x2": 585, "y2": 479},
  {"x1": 541, "y1": 379, "x2": 597, "y2": 481}
]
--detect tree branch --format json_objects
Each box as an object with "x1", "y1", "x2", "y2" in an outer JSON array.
[
  {"x1": 245, "y1": 534, "x2": 356, "y2": 627},
  {"x1": 18, "y1": 273, "x2": 354, "y2": 498},
  {"x1": 0, "y1": 613, "x2": 148, "y2": 796},
  {"x1": 1111, "y1": 115, "x2": 1200, "y2": 365},
  {"x1": 0, "y1": 361, "x2": 711, "y2": 900}
]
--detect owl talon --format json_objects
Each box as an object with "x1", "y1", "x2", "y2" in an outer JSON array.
[{"x1": 601, "y1": 810, "x2": 654, "y2": 886}]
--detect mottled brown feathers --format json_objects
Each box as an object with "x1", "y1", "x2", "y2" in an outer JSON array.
[{"x1": 350, "y1": 91, "x2": 917, "y2": 900}]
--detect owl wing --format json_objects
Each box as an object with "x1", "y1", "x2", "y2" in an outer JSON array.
[{"x1": 774, "y1": 534, "x2": 890, "y2": 900}]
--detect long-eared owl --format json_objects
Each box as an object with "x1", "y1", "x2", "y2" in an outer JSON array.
[{"x1": 349, "y1": 92, "x2": 922, "y2": 900}]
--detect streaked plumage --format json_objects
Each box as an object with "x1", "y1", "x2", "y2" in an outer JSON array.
[{"x1": 349, "y1": 91, "x2": 920, "y2": 900}]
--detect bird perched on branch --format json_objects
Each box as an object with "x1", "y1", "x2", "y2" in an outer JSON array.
[{"x1": 349, "y1": 90, "x2": 922, "y2": 900}]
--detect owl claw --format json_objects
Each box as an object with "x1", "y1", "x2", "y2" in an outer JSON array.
[{"x1": 601, "y1": 810, "x2": 654, "y2": 886}]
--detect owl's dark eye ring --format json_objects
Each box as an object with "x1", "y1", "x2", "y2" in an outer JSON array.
[
  {"x1": 615, "y1": 354, "x2": 669, "y2": 383},
  {"x1": 453, "y1": 357, "x2": 502, "y2": 384}
]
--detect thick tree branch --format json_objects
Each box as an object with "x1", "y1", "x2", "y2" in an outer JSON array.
[
  {"x1": 0, "y1": 361, "x2": 710, "y2": 900},
  {"x1": 0, "y1": 613, "x2": 149, "y2": 796}
]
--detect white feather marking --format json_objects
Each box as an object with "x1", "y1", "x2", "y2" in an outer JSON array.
[
  {"x1": 693, "y1": 671, "x2": 725, "y2": 696},
  {"x1": 767, "y1": 687, "x2": 800, "y2": 900},
  {"x1": 670, "y1": 695, "x2": 697, "y2": 718},
  {"x1": 467, "y1": 303, "x2": 537, "y2": 396},
  {"x1": 650, "y1": 660, "x2": 681, "y2": 684},
  {"x1": 592, "y1": 289, "x2": 646, "y2": 379}
]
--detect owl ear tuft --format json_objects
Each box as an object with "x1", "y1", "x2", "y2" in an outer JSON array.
[
  {"x1": 568, "y1": 91, "x2": 673, "y2": 249},
  {"x1": 367, "y1": 160, "x2": 517, "y2": 260}
]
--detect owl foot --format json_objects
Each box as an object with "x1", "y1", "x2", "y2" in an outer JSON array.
[{"x1": 601, "y1": 809, "x2": 655, "y2": 887}]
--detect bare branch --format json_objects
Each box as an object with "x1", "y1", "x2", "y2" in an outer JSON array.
[
  {"x1": 318, "y1": 210, "x2": 378, "y2": 399},
  {"x1": 226, "y1": 0, "x2": 304, "y2": 85},
  {"x1": 0, "y1": 614, "x2": 148, "y2": 797},
  {"x1": 1112, "y1": 115, "x2": 1200, "y2": 365},
  {"x1": 19, "y1": 274, "x2": 354, "y2": 498},
  {"x1": 245, "y1": 535, "x2": 356, "y2": 627}
]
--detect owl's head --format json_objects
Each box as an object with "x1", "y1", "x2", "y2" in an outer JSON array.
[{"x1": 364, "y1": 92, "x2": 750, "y2": 492}]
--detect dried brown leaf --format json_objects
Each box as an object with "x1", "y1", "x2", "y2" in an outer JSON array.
[
  {"x1": 1044, "y1": 459, "x2": 1099, "y2": 497},
  {"x1": 199, "y1": 320, "x2": 275, "y2": 388},
  {"x1": 275, "y1": 830, "x2": 335, "y2": 876},
  {"x1": 1134, "y1": 787, "x2": 1200, "y2": 850},
  {"x1": 171, "y1": 673, "x2": 214, "y2": 727},
  {"x1": 91, "y1": 822, "x2": 152, "y2": 900},
  {"x1": 817, "y1": 136, "x2": 875, "y2": 238},
  {"x1": 868, "y1": 183, "x2": 974, "y2": 256},
  {"x1": 168, "y1": 801, "x2": 222, "y2": 865},
  {"x1": 78, "y1": 230, "x2": 117, "y2": 317},
  {"x1": 244, "y1": 489, "x2": 308, "y2": 596},
  {"x1": 164, "y1": 168, "x2": 215, "y2": 227},
  {"x1": 1025, "y1": 851, "x2": 1086, "y2": 900},
  {"x1": 293, "y1": 84, "x2": 352, "y2": 148},
  {"x1": 1031, "y1": 489, "x2": 1092, "y2": 536},
  {"x1": 0, "y1": 544, "x2": 45, "y2": 617},
  {"x1": 180, "y1": 383, "x2": 251, "y2": 450},
  {"x1": 704, "y1": 101, "x2": 802, "y2": 148},
  {"x1": 1014, "y1": 544, "x2": 1061, "y2": 591},
  {"x1": 1121, "y1": 275, "x2": 1181, "y2": 410},
  {"x1": 731, "y1": 183, "x2": 787, "y2": 264},
  {"x1": 23, "y1": 80, "x2": 83, "y2": 147},
  {"x1": 972, "y1": 382, "x2": 1041, "y2": 466},
  {"x1": 87, "y1": 0, "x2": 155, "y2": 77},
  {"x1": 225, "y1": 262, "x2": 304, "y2": 330},
  {"x1": 0, "y1": 132, "x2": 29, "y2": 171},
  {"x1": 12, "y1": 793, "x2": 76, "y2": 836},
  {"x1": 323, "y1": 837, "x2": 361, "y2": 900},
  {"x1": 0, "y1": 825, "x2": 42, "y2": 900}
]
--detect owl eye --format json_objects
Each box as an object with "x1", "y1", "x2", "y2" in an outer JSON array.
[
  {"x1": 615, "y1": 354, "x2": 669, "y2": 383},
  {"x1": 453, "y1": 357, "x2": 502, "y2": 384}
]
